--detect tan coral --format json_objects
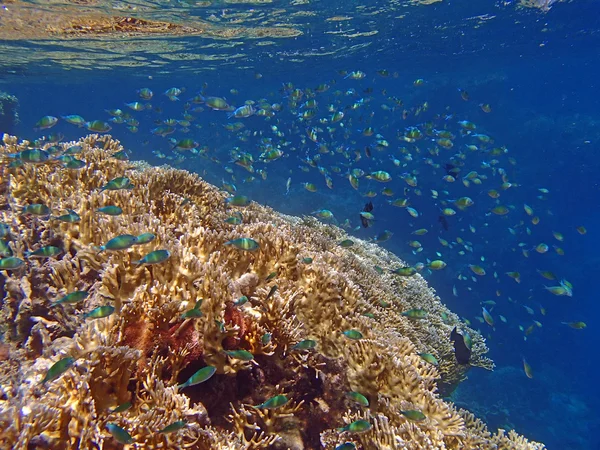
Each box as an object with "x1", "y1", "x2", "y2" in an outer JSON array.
[{"x1": 0, "y1": 135, "x2": 544, "y2": 449}]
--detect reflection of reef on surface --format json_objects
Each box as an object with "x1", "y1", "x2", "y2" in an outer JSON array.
[
  {"x1": 0, "y1": 2, "x2": 302, "y2": 41},
  {"x1": 0, "y1": 92, "x2": 19, "y2": 136},
  {"x1": 0, "y1": 134, "x2": 544, "y2": 449},
  {"x1": 518, "y1": 0, "x2": 566, "y2": 11}
]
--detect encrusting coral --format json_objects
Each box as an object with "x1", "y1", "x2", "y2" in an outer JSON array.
[{"x1": 0, "y1": 134, "x2": 545, "y2": 449}]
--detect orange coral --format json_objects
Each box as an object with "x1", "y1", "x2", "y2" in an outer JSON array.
[{"x1": 223, "y1": 303, "x2": 251, "y2": 349}]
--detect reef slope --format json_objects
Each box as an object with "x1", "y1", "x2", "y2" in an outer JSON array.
[{"x1": 0, "y1": 134, "x2": 544, "y2": 449}]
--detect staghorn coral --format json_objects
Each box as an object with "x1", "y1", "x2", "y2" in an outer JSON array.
[{"x1": 0, "y1": 134, "x2": 544, "y2": 449}]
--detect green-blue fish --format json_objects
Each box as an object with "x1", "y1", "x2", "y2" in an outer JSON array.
[
  {"x1": 0, "y1": 223, "x2": 11, "y2": 238},
  {"x1": 65, "y1": 145, "x2": 83, "y2": 155},
  {"x1": 41, "y1": 356, "x2": 75, "y2": 384},
  {"x1": 52, "y1": 290, "x2": 89, "y2": 306},
  {"x1": 96, "y1": 205, "x2": 123, "y2": 216},
  {"x1": 25, "y1": 246, "x2": 62, "y2": 258},
  {"x1": 61, "y1": 115, "x2": 86, "y2": 127},
  {"x1": 225, "y1": 216, "x2": 242, "y2": 225},
  {"x1": 133, "y1": 249, "x2": 170, "y2": 266},
  {"x1": 226, "y1": 195, "x2": 251, "y2": 207},
  {"x1": 159, "y1": 420, "x2": 187, "y2": 434},
  {"x1": 53, "y1": 209, "x2": 80, "y2": 223},
  {"x1": 342, "y1": 330, "x2": 363, "y2": 340},
  {"x1": 338, "y1": 419, "x2": 371, "y2": 433},
  {"x1": 261, "y1": 333, "x2": 272, "y2": 345},
  {"x1": 224, "y1": 349, "x2": 254, "y2": 361},
  {"x1": 181, "y1": 307, "x2": 203, "y2": 319},
  {"x1": 0, "y1": 257, "x2": 25, "y2": 270},
  {"x1": 335, "y1": 444, "x2": 356, "y2": 450},
  {"x1": 418, "y1": 353, "x2": 439, "y2": 366},
  {"x1": 224, "y1": 238, "x2": 260, "y2": 252},
  {"x1": 291, "y1": 339, "x2": 316, "y2": 351},
  {"x1": 234, "y1": 295, "x2": 248, "y2": 306},
  {"x1": 100, "y1": 176, "x2": 133, "y2": 192},
  {"x1": 400, "y1": 409, "x2": 427, "y2": 422},
  {"x1": 256, "y1": 394, "x2": 288, "y2": 409},
  {"x1": 106, "y1": 423, "x2": 133, "y2": 444},
  {"x1": 391, "y1": 266, "x2": 417, "y2": 276},
  {"x1": 99, "y1": 234, "x2": 138, "y2": 252},
  {"x1": 18, "y1": 149, "x2": 50, "y2": 164},
  {"x1": 345, "y1": 391, "x2": 369, "y2": 407},
  {"x1": 34, "y1": 115, "x2": 58, "y2": 130},
  {"x1": 85, "y1": 120, "x2": 112, "y2": 133},
  {"x1": 22, "y1": 204, "x2": 51, "y2": 216},
  {"x1": 84, "y1": 305, "x2": 115, "y2": 319},
  {"x1": 65, "y1": 158, "x2": 86, "y2": 169},
  {"x1": 0, "y1": 240, "x2": 12, "y2": 257},
  {"x1": 181, "y1": 300, "x2": 203, "y2": 319},
  {"x1": 112, "y1": 150, "x2": 129, "y2": 161},
  {"x1": 110, "y1": 402, "x2": 132, "y2": 414},
  {"x1": 265, "y1": 285, "x2": 278, "y2": 301},
  {"x1": 178, "y1": 365, "x2": 217, "y2": 390},
  {"x1": 338, "y1": 239, "x2": 355, "y2": 248},
  {"x1": 135, "y1": 233, "x2": 156, "y2": 245},
  {"x1": 401, "y1": 309, "x2": 428, "y2": 319}
]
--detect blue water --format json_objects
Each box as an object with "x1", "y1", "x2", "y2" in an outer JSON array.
[{"x1": 2, "y1": 0, "x2": 600, "y2": 448}]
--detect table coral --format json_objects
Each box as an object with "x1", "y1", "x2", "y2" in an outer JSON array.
[{"x1": 0, "y1": 134, "x2": 544, "y2": 449}]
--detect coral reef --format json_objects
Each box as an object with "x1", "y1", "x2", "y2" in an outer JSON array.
[
  {"x1": 0, "y1": 134, "x2": 544, "y2": 449},
  {"x1": 0, "y1": 91, "x2": 19, "y2": 136}
]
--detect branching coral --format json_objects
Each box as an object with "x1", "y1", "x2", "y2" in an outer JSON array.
[{"x1": 0, "y1": 134, "x2": 544, "y2": 449}]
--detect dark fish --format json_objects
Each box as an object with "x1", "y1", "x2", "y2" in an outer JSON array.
[
  {"x1": 443, "y1": 163, "x2": 456, "y2": 176},
  {"x1": 438, "y1": 215, "x2": 449, "y2": 231},
  {"x1": 360, "y1": 201, "x2": 373, "y2": 228},
  {"x1": 450, "y1": 327, "x2": 471, "y2": 365},
  {"x1": 444, "y1": 163, "x2": 461, "y2": 178}
]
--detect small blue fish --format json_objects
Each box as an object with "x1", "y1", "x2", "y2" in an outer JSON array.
[
  {"x1": 52, "y1": 290, "x2": 89, "y2": 306},
  {"x1": 106, "y1": 423, "x2": 134, "y2": 444},
  {"x1": 133, "y1": 249, "x2": 171, "y2": 266},
  {"x1": 159, "y1": 420, "x2": 187, "y2": 434},
  {"x1": 41, "y1": 356, "x2": 75, "y2": 384},
  {"x1": 224, "y1": 238, "x2": 260, "y2": 252},
  {"x1": 53, "y1": 209, "x2": 81, "y2": 223},
  {"x1": 25, "y1": 246, "x2": 62, "y2": 259},
  {"x1": 100, "y1": 177, "x2": 134, "y2": 192},
  {"x1": 178, "y1": 366, "x2": 216, "y2": 390},
  {"x1": 135, "y1": 233, "x2": 156, "y2": 245},
  {"x1": 22, "y1": 204, "x2": 51, "y2": 217},
  {"x1": 99, "y1": 234, "x2": 138, "y2": 252},
  {"x1": 0, "y1": 257, "x2": 25, "y2": 270},
  {"x1": 84, "y1": 305, "x2": 115, "y2": 319},
  {"x1": 96, "y1": 205, "x2": 123, "y2": 216},
  {"x1": 255, "y1": 394, "x2": 289, "y2": 409},
  {"x1": 110, "y1": 402, "x2": 132, "y2": 414},
  {"x1": 291, "y1": 339, "x2": 316, "y2": 351}
]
